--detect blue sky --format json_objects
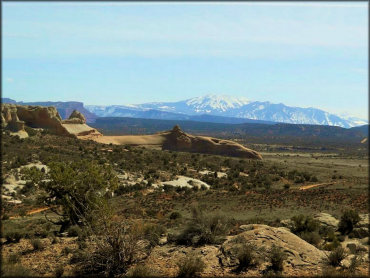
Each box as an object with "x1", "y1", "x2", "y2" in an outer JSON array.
[{"x1": 2, "y1": 2, "x2": 368, "y2": 118}]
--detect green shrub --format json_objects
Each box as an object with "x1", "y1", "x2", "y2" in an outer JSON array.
[
  {"x1": 1, "y1": 263, "x2": 34, "y2": 277},
  {"x1": 268, "y1": 245, "x2": 287, "y2": 272},
  {"x1": 348, "y1": 255, "x2": 361, "y2": 273},
  {"x1": 176, "y1": 253, "x2": 205, "y2": 278},
  {"x1": 291, "y1": 214, "x2": 319, "y2": 234},
  {"x1": 299, "y1": 231, "x2": 321, "y2": 247},
  {"x1": 169, "y1": 211, "x2": 182, "y2": 220},
  {"x1": 237, "y1": 243, "x2": 259, "y2": 271},
  {"x1": 143, "y1": 223, "x2": 166, "y2": 247},
  {"x1": 327, "y1": 246, "x2": 347, "y2": 266},
  {"x1": 67, "y1": 225, "x2": 82, "y2": 237},
  {"x1": 338, "y1": 210, "x2": 360, "y2": 235},
  {"x1": 175, "y1": 207, "x2": 229, "y2": 246},
  {"x1": 61, "y1": 246, "x2": 73, "y2": 255},
  {"x1": 54, "y1": 265, "x2": 64, "y2": 278},
  {"x1": 5, "y1": 230, "x2": 23, "y2": 243},
  {"x1": 31, "y1": 238, "x2": 44, "y2": 251},
  {"x1": 7, "y1": 253, "x2": 20, "y2": 264},
  {"x1": 127, "y1": 264, "x2": 152, "y2": 277}
]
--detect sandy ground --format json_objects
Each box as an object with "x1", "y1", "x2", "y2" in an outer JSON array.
[{"x1": 92, "y1": 134, "x2": 166, "y2": 145}]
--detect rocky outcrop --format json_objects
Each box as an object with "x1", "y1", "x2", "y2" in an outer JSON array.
[
  {"x1": 1, "y1": 104, "x2": 101, "y2": 138},
  {"x1": 161, "y1": 125, "x2": 262, "y2": 159},
  {"x1": 62, "y1": 110, "x2": 86, "y2": 124},
  {"x1": 313, "y1": 212, "x2": 339, "y2": 229},
  {"x1": 220, "y1": 224, "x2": 327, "y2": 271},
  {"x1": 93, "y1": 125, "x2": 262, "y2": 159}
]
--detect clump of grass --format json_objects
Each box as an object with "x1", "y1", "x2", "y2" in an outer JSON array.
[
  {"x1": 127, "y1": 264, "x2": 153, "y2": 278},
  {"x1": 268, "y1": 245, "x2": 287, "y2": 272},
  {"x1": 169, "y1": 211, "x2": 182, "y2": 220},
  {"x1": 327, "y1": 246, "x2": 347, "y2": 267},
  {"x1": 30, "y1": 238, "x2": 44, "y2": 251},
  {"x1": 236, "y1": 243, "x2": 259, "y2": 271},
  {"x1": 175, "y1": 205, "x2": 229, "y2": 246},
  {"x1": 5, "y1": 230, "x2": 24, "y2": 243},
  {"x1": 348, "y1": 255, "x2": 361, "y2": 273},
  {"x1": 176, "y1": 253, "x2": 205, "y2": 278},
  {"x1": 54, "y1": 265, "x2": 64, "y2": 278},
  {"x1": 61, "y1": 246, "x2": 73, "y2": 255},
  {"x1": 7, "y1": 253, "x2": 20, "y2": 264}
]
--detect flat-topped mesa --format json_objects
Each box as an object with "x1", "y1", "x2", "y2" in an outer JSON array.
[{"x1": 163, "y1": 125, "x2": 262, "y2": 159}]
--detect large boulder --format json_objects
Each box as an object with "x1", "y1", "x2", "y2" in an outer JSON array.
[
  {"x1": 220, "y1": 224, "x2": 327, "y2": 272},
  {"x1": 313, "y1": 212, "x2": 339, "y2": 229}
]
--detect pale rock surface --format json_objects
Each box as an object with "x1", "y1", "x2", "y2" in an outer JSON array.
[{"x1": 313, "y1": 212, "x2": 339, "y2": 228}]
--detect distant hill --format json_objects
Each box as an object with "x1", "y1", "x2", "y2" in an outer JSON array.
[
  {"x1": 350, "y1": 124, "x2": 369, "y2": 137},
  {"x1": 90, "y1": 117, "x2": 367, "y2": 147},
  {"x1": 1, "y1": 98, "x2": 97, "y2": 123}
]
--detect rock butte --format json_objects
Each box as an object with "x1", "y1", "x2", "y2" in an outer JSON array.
[{"x1": 1, "y1": 104, "x2": 262, "y2": 159}]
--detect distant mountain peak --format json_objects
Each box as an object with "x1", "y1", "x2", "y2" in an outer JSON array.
[{"x1": 185, "y1": 94, "x2": 251, "y2": 112}]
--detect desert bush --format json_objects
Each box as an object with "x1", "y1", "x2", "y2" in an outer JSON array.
[
  {"x1": 348, "y1": 255, "x2": 361, "y2": 273},
  {"x1": 75, "y1": 220, "x2": 142, "y2": 277},
  {"x1": 299, "y1": 231, "x2": 321, "y2": 247},
  {"x1": 50, "y1": 236, "x2": 59, "y2": 244},
  {"x1": 127, "y1": 264, "x2": 152, "y2": 278},
  {"x1": 323, "y1": 237, "x2": 341, "y2": 251},
  {"x1": 338, "y1": 210, "x2": 360, "y2": 235},
  {"x1": 143, "y1": 223, "x2": 166, "y2": 247},
  {"x1": 41, "y1": 160, "x2": 118, "y2": 232},
  {"x1": 5, "y1": 230, "x2": 24, "y2": 243},
  {"x1": 67, "y1": 225, "x2": 82, "y2": 237},
  {"x1": 175, "y1": 206, "x2": 229, "y2": 246},
  {"x1": 7, "y1": 253, "x2": 20, "y2": 264},
  {"x1": 61, "y1": 246, "x2": 73, "y2": 255},
  {"x1": 237, "y1": 243, "x2": 259, "y2": 271},
  {"x1": 176, "y1": 253, "x2": 205, "y2": 278},
  {"x1": 1, "y1": 263, "x2": 34, "y2": 277},
  {"x1": 327, "y1": 246, "x2": 347, "y2": 266},
  {"x1": 31, "y1": 238, "x2": 44, "y2": 251},
  {"x1": 169, "y1": 211, "x2": 182, "y2": 220},
  {"x1": 291, "y1": 214, "x2": 317, "y2": 234},
  {"x1": 54, "y1": 265, "x2": 64, "y2": 278},
  {"x1": 268, "y1": 245, "x2": 287, "y2": 272}
]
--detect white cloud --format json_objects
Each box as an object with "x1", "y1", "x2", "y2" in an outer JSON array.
[{"x1": 5, "y1": 77, "x2": 14, "y2": 83}]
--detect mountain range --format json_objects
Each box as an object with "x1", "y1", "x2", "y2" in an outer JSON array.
[
  {"x1": 86, "y1": 95, "x2": 367, "y2": 128},
  {"x1": 2, "y1": 95, "x2": 367, "y2": 128}
]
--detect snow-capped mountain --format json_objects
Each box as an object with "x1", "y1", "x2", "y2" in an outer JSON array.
[{"x1": 86, "y1": 95, "x2": 367, "y2": 128}]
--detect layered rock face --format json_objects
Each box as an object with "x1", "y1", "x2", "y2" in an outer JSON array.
[
  {"x1": 1, "y1": 104, "x2": 101, "y2": 138},
  {"x1": 162, "y1": 125, "x2": 262, "y2": 159}
]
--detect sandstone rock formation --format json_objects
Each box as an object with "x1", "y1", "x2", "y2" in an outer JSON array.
[
  {"x1": 313, "y1": 212, "x2": 339, "y2": 229},
  {"x1": 62, "y1": 110, "x2": 86, "y2": 124},
  {"x1": 220, "y1": 224, "x2": 327, "y2": 273},
  {"x1": 1, "y1": 104, "x2": 101, "y2": 138},
  {"x1": 93, "y1": 125, "x2": 262, "y2": 159},
  {"x1": 162, "y1": 125, "x2": 262, "y2": 159}
]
